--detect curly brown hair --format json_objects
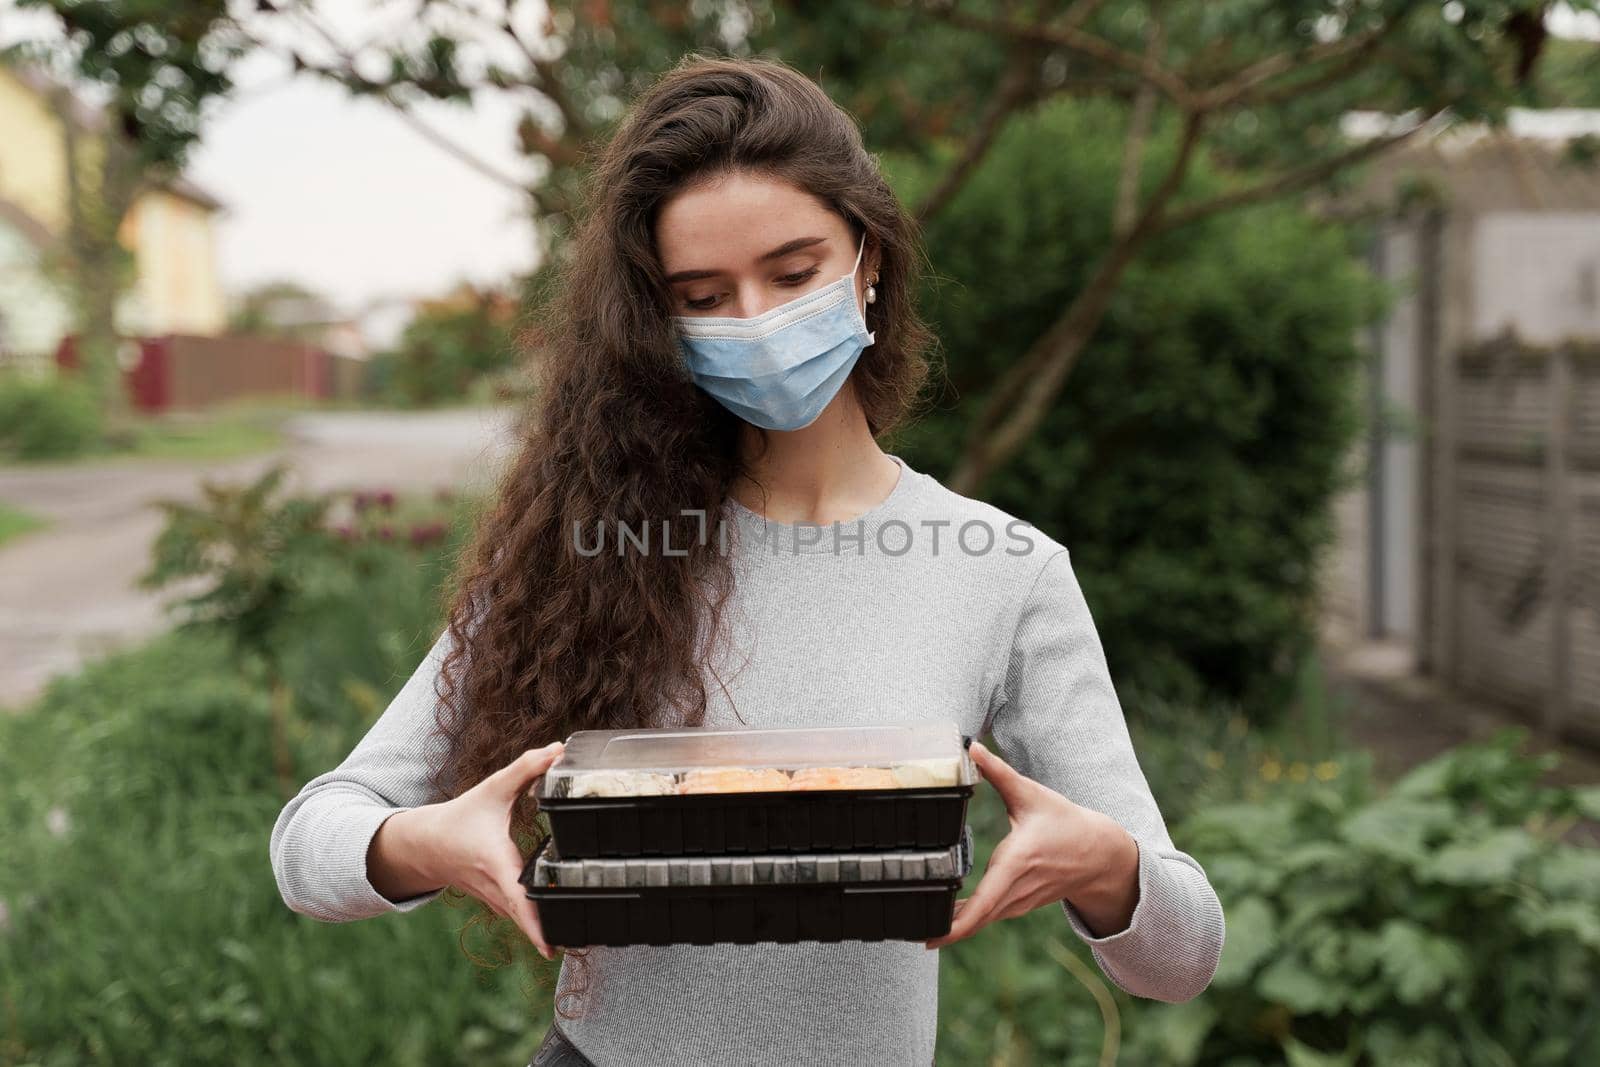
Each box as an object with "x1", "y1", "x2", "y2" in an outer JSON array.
[{"x1": 427, "y1": 52, "x2": 937, "y2": 1015}]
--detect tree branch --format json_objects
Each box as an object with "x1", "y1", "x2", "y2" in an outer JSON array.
[
  {"x1": 1051, "y1": 0, "x2": 1112, "y2": 35},
  {"x1": 949, "y1": 112, "x2": 1207, "y2": 493},
  {"x1": 921, "y1": 0, "x2": 1194, "y2": 110},
  {"x1": 914, "y1": 44, "x2": 1043, "y2": 225},
  {"x1": 1113, "y1": 16, "x2": 1164, "y2": 237},
  {"x1": 1154, "y1": 104, "x2": 1451, "y2": 233},
  {"x1": 1227, "y1": 25, "x2": 1394, "y2": 109},
  {"x1": 502, "y1": 10, "x2": 587, "y2": 141},
  {"x1": 1197, "y1": 23, "x2": 1389, "y2": 111},
  {"x1": 242, "y1": 11, "x2": 541, "y2": 194},
  {"x1": 390, "y1": 101, "x2": 539, "y2": 192},
  {"x1": 1196, "y1": 23, "x2": 1395, "y2": 111}
]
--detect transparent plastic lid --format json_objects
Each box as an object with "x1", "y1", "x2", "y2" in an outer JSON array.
[{"x1": 537, "y1": 720, "x2": 975, "y2": 798}]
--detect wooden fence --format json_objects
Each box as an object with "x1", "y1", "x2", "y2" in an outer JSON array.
[
  {"x1": 1445, "y1": 336, "x2": 1600, "y2": 744},
  {"x1": 56, "y1": 332, "x2": 367, "y2": 411}
]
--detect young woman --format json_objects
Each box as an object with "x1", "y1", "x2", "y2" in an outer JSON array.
[{"x1": 270, "y1": 54, "x2": 1224, "y2": 1067}]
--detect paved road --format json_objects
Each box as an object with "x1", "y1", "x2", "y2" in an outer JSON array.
[{"x1": 0, "y1": 408, "x2": 517, "y2": 710}]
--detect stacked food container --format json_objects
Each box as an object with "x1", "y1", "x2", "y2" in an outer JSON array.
[{"x1": 520, "y1": 721, "x2": 977, "y2": 946}]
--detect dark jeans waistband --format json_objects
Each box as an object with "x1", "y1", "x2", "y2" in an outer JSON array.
[{"x1": 529, "y1": 1018, "x2": 594, "y2": 1067}]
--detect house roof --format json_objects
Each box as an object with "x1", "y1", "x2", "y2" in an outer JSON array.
[
  {"x1": 5, "y1": 58, "x2": 105, "y2": 132},
  {"x1": 0, "y1": 197, "x2": 55, "y2": 250},
  {"x1": 1343, "y1": 109, "x2": 1600, "y2": 214},
  {"x1": 1360, "y1": 137, "x2": 1600, "y2": 214},
  {"x1": 145, "y1": 174, "x2": 226, "y2": 213}
]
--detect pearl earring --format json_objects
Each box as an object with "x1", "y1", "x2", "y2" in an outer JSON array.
[{"x1": 866, "y1": 275, "x2": 878, "y2": 305}]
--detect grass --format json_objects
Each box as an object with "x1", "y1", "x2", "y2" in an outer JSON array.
[
  {"x1": 115, "y1": 407, "x2": 288, "y2": 461},
  {"x1": 0, "y1": 502, "x2": 46, "y2": 547},
  {"x1": 0, "y1": 632, "x2": 551, "y2": 1067}
]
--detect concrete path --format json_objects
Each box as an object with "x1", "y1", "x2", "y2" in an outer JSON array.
[
  {"x1": 0, "y1": 408, "x2": 517, "y2": 710},
  {"x1": 1323, "y1": 635, "x2": 1600, "y2": 846}
]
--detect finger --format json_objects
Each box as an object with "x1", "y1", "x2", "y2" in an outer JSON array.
[
  {"x1": 483, "y1": 741, "x2": 566, "y2": 802},
  {"x1": 495, "y1": 842, "x2": 555, "y2": 959},
  {"x1": 509, "y1": 890, "x2": 556, "y2": 961},
  {"x1": 925, "y1": 868, "x2": 1009, "y2": 949},
  {"x1": 499, "y1": 874, "x2": 553, "y2": 959},
  {"x1": 969, "y1": 741, "x2": 1037, "y2": 813},
  {"x1": 477, "y1": 890, "x2": 508, "y2": 921}
]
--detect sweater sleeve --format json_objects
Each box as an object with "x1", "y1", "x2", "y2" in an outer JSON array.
[
  {"x1": 985, "y1": 547, "x2": 1225, "y2": 1003},
  {"x1": 269, "y1": 628, "x2": 456, "y2": 922}
]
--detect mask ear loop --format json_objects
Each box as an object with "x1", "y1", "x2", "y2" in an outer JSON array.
[{"x1": 851, "y1": 231, "x2": 877, "y2": 344}]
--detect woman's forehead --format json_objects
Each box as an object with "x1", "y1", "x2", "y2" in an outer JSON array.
[{"x1": 656, "y1": 174, "x2": 842, "y2": 270}]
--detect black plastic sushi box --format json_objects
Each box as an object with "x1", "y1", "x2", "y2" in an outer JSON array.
[{"x1": 519, "y1": 723, "x2": 977, "y2": 947}]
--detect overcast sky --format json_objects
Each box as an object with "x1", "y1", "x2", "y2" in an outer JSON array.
[
  {"x1": 3, "y1": 2, "x2": 1598, "y2": 347},
  {"x1": 185, "y1": 61, "x2": 541, "y2": 322}
]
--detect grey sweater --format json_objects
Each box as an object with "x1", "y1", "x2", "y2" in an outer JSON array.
[{"x1": 269, "y1": 453, "x2": 1225, "y2": 1066}]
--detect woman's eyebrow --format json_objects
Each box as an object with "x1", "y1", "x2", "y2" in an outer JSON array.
[{"x1": 664, "y1": 236, "x2": 829, "y2": 284}]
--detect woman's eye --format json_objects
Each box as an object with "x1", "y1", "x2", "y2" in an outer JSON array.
[{"x1": 680, "y1": 267, "x2": 820, "y2": 312}]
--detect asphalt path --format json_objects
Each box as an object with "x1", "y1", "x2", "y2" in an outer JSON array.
[{"x1": 0, "y1": 408, "x2": 517, "y2": 709}]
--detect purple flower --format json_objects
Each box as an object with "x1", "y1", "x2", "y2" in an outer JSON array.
[
  {"x1": 376, "y1": 490, "x2": 397, "y2": 511},
  {"x1": 376, "y1": 525, "x2": 395, "y2": 541},
  {"x1": 409, "y1": 521, "x2": 448, "y2": 548},
  {"x1": 352, "y1": 491, "x2": 374, "y2": 513},
  {"x1": 333, "y1": 524, "x2": 356, "y2": 541}
]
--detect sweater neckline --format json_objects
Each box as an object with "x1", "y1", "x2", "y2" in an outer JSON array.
[{"x1": 723, "y1": 454, "x2": 918, "y2": 556}]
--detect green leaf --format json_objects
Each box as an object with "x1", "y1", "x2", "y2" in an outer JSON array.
[
  {"x1": 1375, "y1": 920, "x2": 1470, "y2": 1004},
  {"x1": 1280, "y1": 882, "x2": 1365, "y2": 939},
  {"x1": 1144, "y1": 997, "x2": 1219, "y2": 1066},
  {"x1": 1387, "y1": 751, "x2": 1457, "y2": 798},
  {"x1": 1282, "y1": 1033, "x2": 1360, "y2": 1067},
  {"x1": 1513, "y1": 899, "x2": 1600, "y2": 949},
  {"x1": 1339, "y1": 798, "x2": 1454, "y2": 863},
  {"x1": 1277, "y1": 841, "x2": 1351, "y2": 874},
  {"x1": 1256, "y1": 954, "x2": 1345, "y2": 1014},
  {"x1": 1574, "y1": 786, "x2": 1600, "y2": 821},
  {"x1": 1533, "y1": 848, "x2": 1600, "y2": 898},
  {"x1": 1421, "y1": 828, "x2": 1538, "y2": 885},
  {"x1": 1214, "y1": 896, "x2": 1278, "y2": 986}
]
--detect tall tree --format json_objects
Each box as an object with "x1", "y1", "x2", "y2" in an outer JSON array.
[
  {"x1": 246, "y1": 1, "x2": 1597, "y2": 489},
  {"x1": 780, "y1": 0, "x2": 1599, "y2": 492},
  {"x1": 5, "y1": 0, "x2": 249, "y2": 414}
]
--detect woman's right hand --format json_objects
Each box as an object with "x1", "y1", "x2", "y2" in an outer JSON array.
[{"x1": 369, "y1": 741, "x2": 566, "y2": 958}]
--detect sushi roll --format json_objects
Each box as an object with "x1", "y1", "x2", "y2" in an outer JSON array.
[
  {"x1": 788, "y1": 766, "x2": 899, "y2": 791},
  {"x1": 889, "y1": 757, "x2": 962, "y2": 788},
  {"x1": 676, "y1": 766, "x2": 794, "y2": 794},
  {"x1": 568, "y1": 770, "x2": 679, "y2": 798}
]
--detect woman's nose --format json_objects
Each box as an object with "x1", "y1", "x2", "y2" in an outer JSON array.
[{"x1": 731, "y1": 283, "x2": 777, "y2": 319}]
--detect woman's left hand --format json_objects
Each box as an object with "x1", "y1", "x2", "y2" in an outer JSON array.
[{"x1": 925, "y1": 740, "x2": 1142, "y2": 949}]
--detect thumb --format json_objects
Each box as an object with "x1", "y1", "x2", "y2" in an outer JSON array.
[
  {"x1": 970, "y1": 740, "x2": 1036, "y2": 812},
  {"x1": 484, "y1": 741, "x2": 565, "y2": 802}
]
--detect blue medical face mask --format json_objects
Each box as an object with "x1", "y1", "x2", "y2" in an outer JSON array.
[{"x1": 672, "y1": 233, "x2": 875, "y2": 431}]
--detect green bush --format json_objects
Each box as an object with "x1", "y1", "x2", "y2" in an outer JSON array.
[
  {"x1": 1125, "y1": 728, "x2": 1600, "y2": 1066},
  {"x1": 377, "y1": 297, "x2": 524, "y2": 408},
  {"x1": 0, "y1": 372, "x2": 102, "y2": 460},
  {"x1": 893, "y1": 98, "x2": 1386, "y2": 722},
  {"x1": 0, "y1": 633, "x2": 553, "y2": 1067},
  {"x1": 0, "y1": 483, "x2": 552, "y2": 1066}
]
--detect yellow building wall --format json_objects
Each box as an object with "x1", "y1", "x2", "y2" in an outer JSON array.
[
  {"x1": 0, "y1": 65, "x2": 226, "y2": 342},
  {"x1": 0, "y1": 67, "x2": 74, "y2": 236},
  {"x1": 119, "y1": 190, "x2": 228, "y2": 336}
]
